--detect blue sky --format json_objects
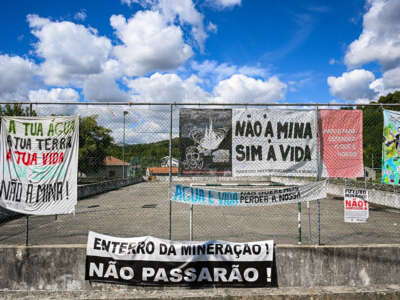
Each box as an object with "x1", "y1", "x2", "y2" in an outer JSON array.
[{"x1": 0, "y1": 0, "x2": 399, "y2": 107}]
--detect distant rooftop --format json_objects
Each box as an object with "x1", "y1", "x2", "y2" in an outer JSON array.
[
  {"x1": 147, "y1": 167, "x2": 178, "y2": 175},
  {"x1": 104, "y1": 156, "x2": 130, "y2": 166}
]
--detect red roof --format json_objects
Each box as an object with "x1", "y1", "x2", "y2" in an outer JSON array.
[
  {"x1": 104, "y1": 156, "x2": 130, "y2": 166},
  {"x1": 148, "y1": 167, "x2": 178, "y2": 175}
]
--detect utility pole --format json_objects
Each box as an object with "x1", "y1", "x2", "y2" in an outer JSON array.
[{"x1": 123, "y1": 111, "x2": 128, "y2": 178}]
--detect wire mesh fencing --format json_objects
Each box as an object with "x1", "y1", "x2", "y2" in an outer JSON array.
[{"x1": 0, "y1": 102, "x2": 399, "y2": 246}]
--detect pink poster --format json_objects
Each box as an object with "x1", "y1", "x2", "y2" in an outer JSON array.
[{"x1": 319, "y1": 110, "x2": 364, "y2": 178}]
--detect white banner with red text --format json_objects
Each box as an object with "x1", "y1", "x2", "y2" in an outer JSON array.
[{"x1": 0, "y1": 116, "x2": 79, "y2": 215}]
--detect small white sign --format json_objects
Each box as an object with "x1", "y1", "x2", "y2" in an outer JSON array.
[{"x1": 344, "y1": 188, "x2": 368, "y2": 223}]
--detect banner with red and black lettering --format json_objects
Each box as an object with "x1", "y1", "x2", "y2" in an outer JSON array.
[
  {"x1": 85, "y1": 231, "x2": 275, "y2": 287},
  {"x1": 344, "y1": 188, "x2": 368, "y2": 223},
  {"x1": 0, "y1": 116, "x2": 79, "y2": 215}
]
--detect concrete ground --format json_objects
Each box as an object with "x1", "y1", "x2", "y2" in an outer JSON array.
[
  {"x1": 1, "y1": 285, "x2": 400, "y2": 300},
  {"x1": 0, "y1": 181, "x2": 399, "y2": 245}
]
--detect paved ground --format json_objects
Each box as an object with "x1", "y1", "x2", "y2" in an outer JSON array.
[
  {"x1": 0, "y1": 181, "x2": 399, "y2": 245},
  {"x1": 2, "y1": 285, "x2": 400, "y2": 300}
]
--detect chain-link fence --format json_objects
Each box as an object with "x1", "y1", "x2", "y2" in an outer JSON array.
[{"x1": 0, "y1": 102, "x2": 399, "y2": 246}]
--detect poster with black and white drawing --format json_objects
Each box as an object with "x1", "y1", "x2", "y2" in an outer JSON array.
[
  {"x1": 232, "y1": 109, "x2": 318, "y2": 177},
  {"x1": 86, "y1": 231, "x2": 275, "y2": 287},
  {"x1": 179, "y1": 109, "x2": 232, "y2": 176}
]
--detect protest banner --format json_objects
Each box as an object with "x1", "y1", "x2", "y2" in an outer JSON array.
[
  {"x1": 344, "y1": 188, "x2": 368, "y2": 223},
  {"x1": 232, "y1": 109, "x2": 318, "y2": 177},
  {"x1": 319, "y1": 110, "x2": 363, "y2": 178},
  {"x1": 170, "y1": 181, "x2": 327, "y2": 207},
  {"x1": 179, "y1": 109, "x2": 232, "y2": 176},
  {"x1": 0, "y1": 116, "x2": 79, "y2": 215},
  {"x1": 382, "y1": 109, "x2": 400, "y2": 185},
  {"x1": 86, "y1": 231, "x2": 275, "y2": 287}
]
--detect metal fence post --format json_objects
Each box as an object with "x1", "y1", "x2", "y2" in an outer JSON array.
[
  {"x1": 25, "y1": 216, "x2": 29, "y2": 246},
  {"x1": 168, "y1": 104, "x2": 173, "y2": 240},
  {"x1": 297, "y1": 202, "x2": 302, "y2": 244},
  {"x1": 307, "y1": 200, "x2": 311, "y2": 243},
  {"x1": 190, "y1": 204, "x2": 193, "y2": 241},
  {"x1": 371, "y1": 153, "x2": 374, "y2": 169},
  {"x1": 316, "y1": 106, "x2": 321, "y2": 245},
  {"x1": 122, "y1": 111, "x2": 127, "y2": 178},
  {"x1": 25, "y1": 104, "x2": 33, "y2": 246}
]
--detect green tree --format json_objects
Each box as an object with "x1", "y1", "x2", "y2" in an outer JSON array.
[
  {"x1": 0, "y1": 103, "x2": 37, "y2": 116},
  {"x1": 108, "y1": 138, "x2": 179, "y2": 172},
  {"x1": 79, "y1": 115, "x2": 114, "y2": 175},
  {"x1": 360, "y1": 91, "x2": 400, "y2": 169}
]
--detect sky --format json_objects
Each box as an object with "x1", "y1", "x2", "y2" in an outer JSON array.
[{"x1": 0, "y1": 0, "x2": 399, "y2": 141}]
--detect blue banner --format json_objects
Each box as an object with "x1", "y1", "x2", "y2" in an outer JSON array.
[{"x1": 170, "y1": 181, "x2": 326, "y2": 207}]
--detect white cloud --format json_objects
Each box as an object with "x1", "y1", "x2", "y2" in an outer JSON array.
[
  {"x1": 369, "y1": 77, "x2": 398, "y2": 97},
  {"x1": 330, "y1": 0, "x2": 400, "y2": 101},
  {"x1": 74, "y1": 10, "x2": 87, "y2": 21},
  {"x1": 158, "y1": 0, "x2": 206, "y2": 49},
  {"x1": 207, "y1": 22, "x2": 218, "y2": 33},
  {"x1": 126, "y1": 0, "x2": 241, "y2": 10},
  {"x1": 28, "y1": 88, "x2": 80, "y2": 115},
  {"x1": 112, "y1": 121, "x2": 169, "y2": 143},
  {"x1": 28, "y1": 88, "x2": 80, "y2": 101},
  {"x1": 213, "y1": 74, "x2": 287, "y2": 103},
  {"x1": 126, "y1": 72, "x2": 209, "y2": 102},
  {"x1": 327, "y1": 69, "x2": 377, "y2": 100},
  {"x1": 0, "y1": 54, "x2": 38, "y2": 99},
  {"x1": 126, "y1": 72, "x2": 285, "y2": 105},
  {"x1": 120, "y1": 0, "x2": 207, "y2": 50},
  {"x1": 191, "y1": 60, "x2": 267, "y2": 83},
  {"x1": 27, "y1": 15, "x2": 50, "y2": 27},
  {"x1": 76, "y1": 104, "x2": 172, "y2": 144},
  {"x1": 207, "y1": 0, "x2": 242, "y2": 9},
  {"x1": 27, "y1": 14, "x2": 112, "y2": 86},
  {"x1": 111, "y1": 11, "x2": 193, "y2": 76},
  {"x1": 101, "y1": 59, "x2": 123, "y2": 78},
  {"x1": 345, "y1": 0, "x2": 400, "y2": 70},
  {"x1": 121, "y1": 0, "x2": 157, "y2": 7},
  {"x1": 381, "y1": 66, "x2": 400, "y2": 90},
  {"x1": 237, "y1": 66, "x2": 267, "y2": 77},
  {"x1": 83, "y1": 74, "x2": 129, "y2": 101},
  {"x1": 355, "y1": 98, "x2": 372, "y2": 104}
]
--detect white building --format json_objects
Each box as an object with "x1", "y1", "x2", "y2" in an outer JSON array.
[{"x1": 160, "y1": 156, "x2": 179, "y2": 167}]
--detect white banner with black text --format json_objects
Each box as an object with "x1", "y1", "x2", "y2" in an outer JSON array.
[
  {"x1": 232, "y1": 109, "x2": 318, "y2": 177},
  {"x1": 86, "y1": 231, "x2": 275, "y2": 287}
]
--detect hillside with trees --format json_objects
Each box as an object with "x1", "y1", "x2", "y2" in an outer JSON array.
[
  {"x1": 79, "y1": 115, "x2": 114, "y2": 175},
  {"x1": 108, "y1": 138, "x2": 179, "y2": 171}
]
